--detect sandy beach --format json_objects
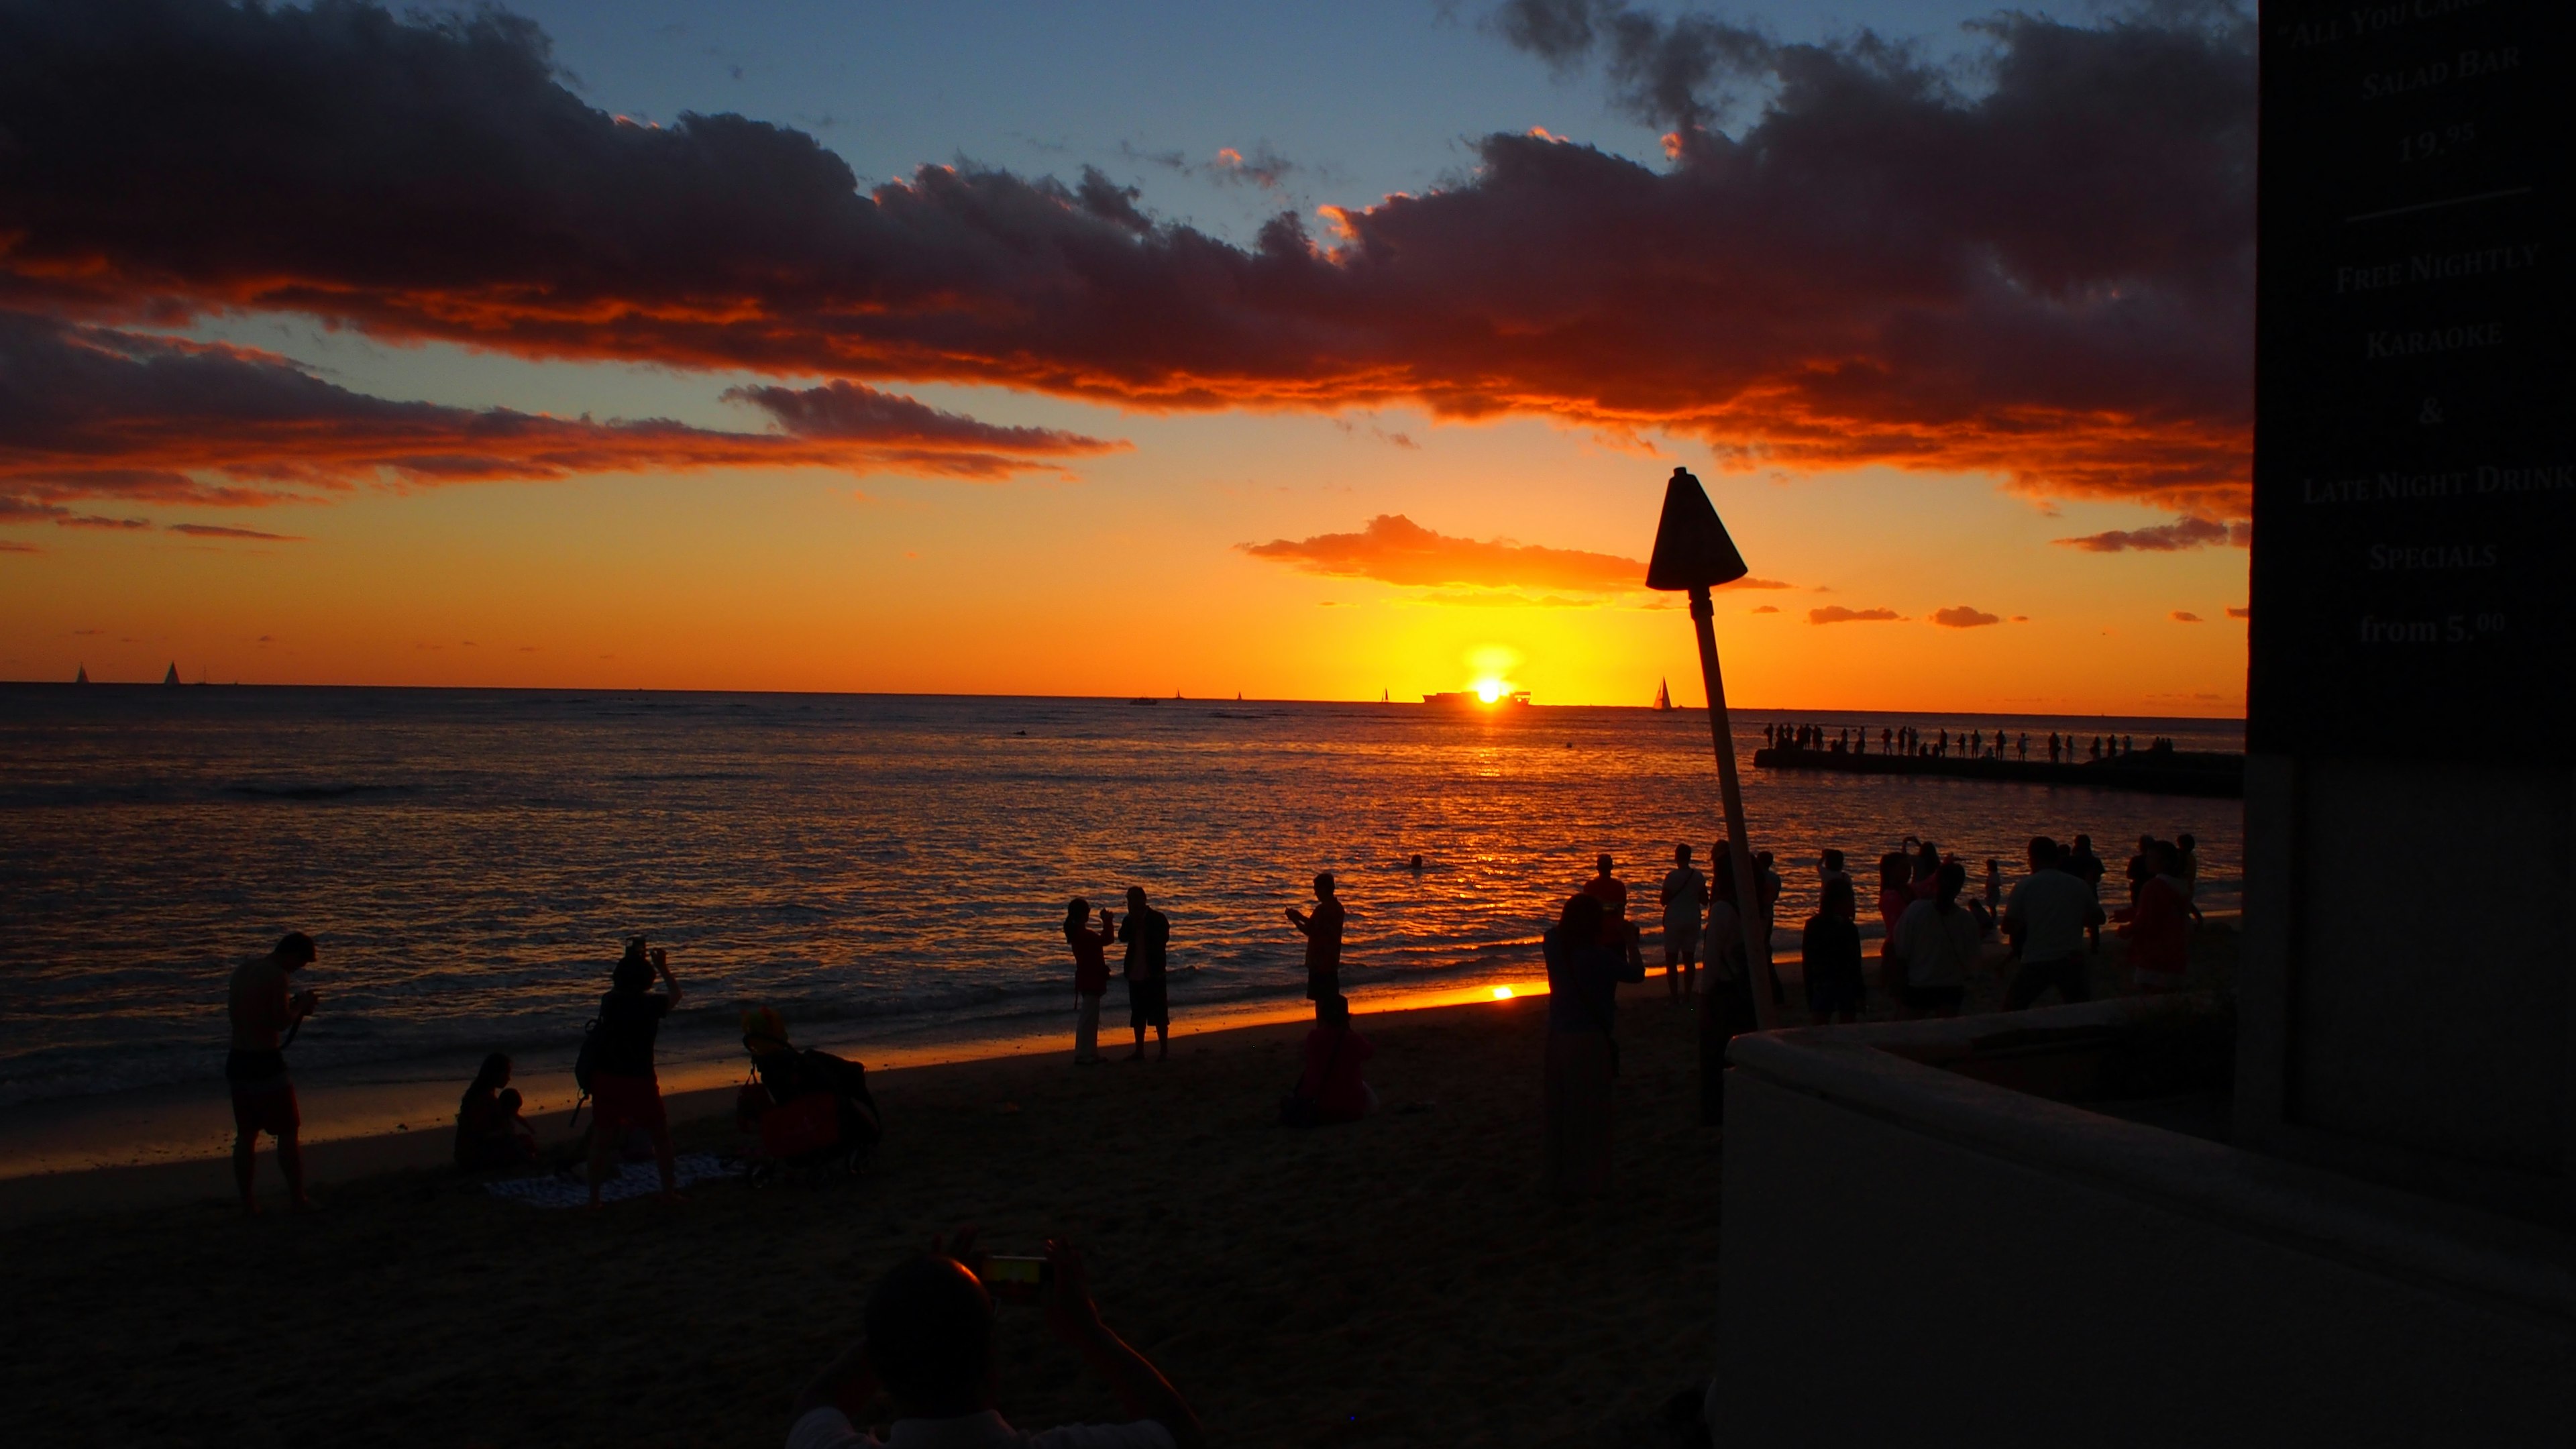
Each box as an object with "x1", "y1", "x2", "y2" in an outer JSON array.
[{"x1": 0, "y1": 924, "x2": 2231, "y2": 1448}]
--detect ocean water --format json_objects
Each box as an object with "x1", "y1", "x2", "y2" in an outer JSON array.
[{"x1": 0, "y1": 686, "x2": 2243, "y2": 1115}]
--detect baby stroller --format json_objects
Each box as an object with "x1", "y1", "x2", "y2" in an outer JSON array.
[{"x1": 734, "y1": 1015, "x2": 882, "y2": 1186}]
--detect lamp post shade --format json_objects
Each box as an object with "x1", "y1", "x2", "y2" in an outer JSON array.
[{"x1": 1644, "y1": 467, "x2": 1750, "y2": 591}]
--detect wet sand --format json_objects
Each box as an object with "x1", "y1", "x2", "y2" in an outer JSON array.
[{"x1": 0, "y1": 924, "x2": 2229, "y2": 1448}]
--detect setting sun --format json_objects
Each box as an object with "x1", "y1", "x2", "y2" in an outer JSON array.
[{"x1": 1474, "y1": 680, "x2": 1506, "y2": 703}]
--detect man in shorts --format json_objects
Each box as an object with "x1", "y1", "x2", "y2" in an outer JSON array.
[
  {"x1": 227, "y1": 932, "x2": 320, "y2": 1214},
  {"x1": 1119, "y1": 888, "x2": 1171, "y2": 1062},
  {"x1": 1660, "y1": 844, "x2": 1705, "y2": 996}
]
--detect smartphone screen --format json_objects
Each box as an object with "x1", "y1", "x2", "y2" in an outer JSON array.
[{"x1": 978, "y1": 1255, "x2": 1051, "y2": 1304}]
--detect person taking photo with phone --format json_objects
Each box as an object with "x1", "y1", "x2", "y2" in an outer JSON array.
[
  {"x1": 586, "y1": 935, "x2": 684, "y2": 1206},
  {"x1": 787, "y1": 1233, "x2": 1203, "y2": 1449}
]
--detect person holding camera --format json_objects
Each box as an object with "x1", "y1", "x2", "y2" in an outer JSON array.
[
  {"x1": 227, "y1": 931, "x2": 320, "y2": 1214},
  {"x1": 1118, "y1": 888, "x2": 1171, "y2": 1062},
  {"x1": 1063, "y1": 898, "x2": 1117, "y2": 1065},
  {"x1": 788, "y1": 1234, "x2": 1203, "y2": 1449},
  {"x1": 587, "y1": 936, "x2": 684, "y2": 1206}
]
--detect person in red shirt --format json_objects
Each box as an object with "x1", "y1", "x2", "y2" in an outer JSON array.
[
  {"x1": 1581, "y1": 854, "x2": 1628, "y2": 947},
  {"x1": 1063, "y1": 898, "x2": 1116, "y2": 1065},
  {"x1": 1295, "y1": 994, "x2": 1376, "y2": 1124},
  {"x1": 2124, "y1": 841, "x2": 2194, "y2": 991}
]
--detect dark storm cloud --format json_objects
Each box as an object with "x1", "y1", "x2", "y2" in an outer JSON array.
[
  {"x1": 0, "y1": 1, "x2": 2253, "y2": 509},
  {"x1": 2053, "y1": 515, "x2": 2251, "y2": 552}
]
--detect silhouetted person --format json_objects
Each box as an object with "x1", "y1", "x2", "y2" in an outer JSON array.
[
  {"x1": 1699, "y1": 857, "x2": 1760, "y2": 1126},
  {"x1": 2002, "y1": 837, "x2": 2105, "y2": 1010},
  {"x1": 227, "y1": 931, "x2": 319, "y2": 1214},
  {"x1": 2070, "y1": 834, "x2": 2108, "y2": 949},
  {"x1": 1660, "y1": 843, "x2": 1705, "y2": 996},
  {"x1": 2018, "y1": 732, "x2": 2029, "y2": 760},
  {"x1": 789, "y1": 1237, "x2": 1203, "y2": 1449},
  {"x1": 2126, "y1": 841, "x2": 2194, "y2": 993},
  {"x1": 2176, "y1": 831, "x2": 2204, "y2": 924},
  {"x1": 1802, "y1": 877, "x2": 1865, "y2": 1025},
  {"x1": 2049, "y1": 731, "x2": 2062, "y2": 764},
  {"x1": 1543, "y1": 893, "x2": 1621, "y2": 1194},
  {"x1": 1893, "y1": 863, "x2": 1977, "y2": 1018},
  {"x1": 1407, "y1": 853, "x2": 1425, "y2": 872},
  {"x1": 2126, "y1": 834, "x2": 2155, "y2": 905},
  {"x1": 1064, "y1": 898, "x2": 1116, "y2": 1065},
  {"x1": 1286, "y1": 872, "x2": 1346, "y2": 1003},
  {"x1": 1881, "y1": 727, "x2": 1893, "y2": 753},
  {"x1": 456, "y1": 1052, "x2": 535, "y2": 1171},
  {"x1": 1819, "y1": 847, "x2": 1847, "y2": 886},
  {"x1": 1119, "y1": 887, "x2": 1171, "y2": 1061},
  {"x1": 1580, "y1": 853, "x2": 1628, "y2": 947},
  {"x1": 1291, "y1": 993, "x2": 1375, "y2": 1125},
  {"x1": 587, "y1": 937, "x2": 684, "y2": 1207}
]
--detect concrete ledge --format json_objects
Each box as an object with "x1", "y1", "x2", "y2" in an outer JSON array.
[{"x1": 1716, "y1": 1001, "x2": 2576, "y2": 1446}]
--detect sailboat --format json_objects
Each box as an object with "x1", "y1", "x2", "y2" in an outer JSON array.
[
  {"x1": 1381, "y1": 688, "x2": 1389, "y2": 703},
  {"x1": 74, "y1": 664, "x2": 89, "y2": 684},
  {"x1": 1654, "y1": 678, "x2": 1674, "y2": 711},
  {"x1": 162, "y1": 662, "x2": 181, "y2": 686}
]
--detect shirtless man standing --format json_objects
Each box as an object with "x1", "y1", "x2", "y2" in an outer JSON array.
[{"x1": 228, "y1": 932, "x2": 320, "y2": 1214}]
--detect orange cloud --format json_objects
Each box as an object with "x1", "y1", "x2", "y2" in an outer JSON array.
[
  {"x1": 1238, "y1": 514, "x2": 1645, "y2": 591},
  {"x1": 0, "y1": 3, "x2": 2253, "y2": 511},
  {"x1": 1810, "y1": 606, "x2": 1904, "y2": 625},
  {"x1": 0, "y1": 315, "x2": 1119, "y2": 515},
  {"x1": 2170, "y1": 610, "x2": 2204, "y2": 623},
  {"x1": 1930, "y1": 605, "x2": 2002, "y2": 629}
]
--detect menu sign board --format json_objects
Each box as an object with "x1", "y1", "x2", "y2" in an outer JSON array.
[{"x1": 2250, "y1": 1, "x2": 2570, "y2": 756}]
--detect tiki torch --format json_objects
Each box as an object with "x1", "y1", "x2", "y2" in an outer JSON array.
[{"x1": 1646, "y1": 466, "x2": 1776, "y2": 1122}]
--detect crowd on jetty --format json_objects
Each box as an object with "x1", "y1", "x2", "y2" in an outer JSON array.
[
  {"x1": 215, "y1": 818, "x2": 2208, "y2": 1447},
  {"x1": 1764, "y1": 721, "x2": 2189, "y2": 763}
]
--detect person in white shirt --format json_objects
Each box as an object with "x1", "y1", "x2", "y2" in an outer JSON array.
[
  {"x1": 1660, "y1": 843, "x2": 1706, "y2": 997},
  {"x1": 787, "y1": 1234, "x2": 1202, "y2": 1449},
  {"x1": 2001, "y1": 837, "x2": 2106, "y2": 1010},
  {"x1": 1892, "y1": 862, "x2": 1980, "y2": 1017}
]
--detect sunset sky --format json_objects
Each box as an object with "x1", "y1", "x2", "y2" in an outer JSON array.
[{"x1": 0, "y1": 1, "x2": 2255, "y2": 712}]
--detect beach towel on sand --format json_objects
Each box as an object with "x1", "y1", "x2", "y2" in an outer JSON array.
[{"x1": 483, "y1": 1152, "x2": 728, "y2": 1208}]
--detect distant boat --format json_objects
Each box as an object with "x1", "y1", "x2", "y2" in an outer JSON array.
[
  {"x1": 74, "y1": 664, "x2": 89, "y2": 684},
  {"x1": 1236, "y1": 691, "x2": 1242, "y2": 701},
  {"x1": 1423, "y1": 690, "x2": 1532, "y2": 708},
  {"x1": 1128, "y1": 696, "x2": 1160, "y2": 706},
  {"x1": 1381, "y1": 688, "x2": 1389, "y2": 703},
  {"x1": 1654, "y1": 678, "x2": 1674, "y2": 711},
  {"x1": 162, "y1": 662, "x2": 180, "y2": 686}
]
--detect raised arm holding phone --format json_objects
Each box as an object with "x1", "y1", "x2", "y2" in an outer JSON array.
[
  {"x1": 227, "y1": 930, "x2": 321, "y2": 1214},
  {"x1": 789, "y1": 1232, "x2": 1203, "y2": 1449}
]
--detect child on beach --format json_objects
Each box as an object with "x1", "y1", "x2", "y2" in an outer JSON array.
[
  {"x1": 1063, "y1": 898, "x2": 1116, "y2": 1065},
  {"x1": 455, "y1": 1052, "x2": 535, "y2": 1171}
]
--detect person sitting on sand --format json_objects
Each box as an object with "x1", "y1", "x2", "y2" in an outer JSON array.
[
  {"x1": 455, "y1": 1053, "x2": 537, "y2": 1171},
  {"x1": 1119, "y1": 888, "x2": 1171, "y2": 1062},
  {"x1": 1543, "y1": 893, "x2": 1623, "y2": 1197},
  {"x1": 1065, "y1": 898, "x2": 1116, "y2": 1066},
  {"x1": 227, "y1": 931, "x2": 320, "y2": 1215},
  {"x1": 1660, "y1": 844, "x2": 1705, "y2": 997},
  {"x1": 1802, "y1": 877, "x2": 1865, "y2": 1025},
  {"x1": 1893, "y1": 863, "x2": 1979, "y2": 1018},
  {"x1": 1289, "y1": 994, "x2": 1377, "y2": 1125},
  {"x1": 586, "y1": 937, "x2": 684, "y2": 1207},
  {"x1": 743, "y1": 1006, "x2": 883, "y2": 1150},
  {"x1": 1285, "y1": 871, "x2": 1345, "y2": 1003},
  {"x1": 788, "y1": 1235, "x2": 1204, "y2": 1449}
]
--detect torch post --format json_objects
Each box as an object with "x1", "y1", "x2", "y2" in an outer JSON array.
[
  {"x1": 1643, "y1": 465, "x2": 1776, "y2": 1127},
  {"x1": 1688, "y1": 584, "x2": 1776, "y2": 1035}
]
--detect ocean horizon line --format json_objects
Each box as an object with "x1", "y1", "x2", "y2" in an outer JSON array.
[{"x1": 0, "y1": 678, "x2": 2249, "y2": 724}]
